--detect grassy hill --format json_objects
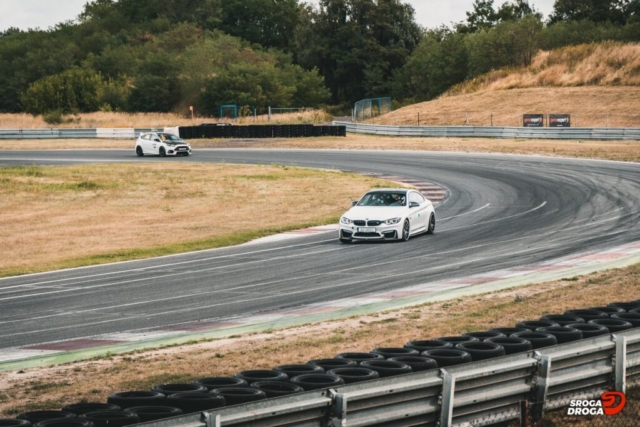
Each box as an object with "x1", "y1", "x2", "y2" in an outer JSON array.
[{"x1": 375, "y1": 42, "x2": 640, "y2": 128}]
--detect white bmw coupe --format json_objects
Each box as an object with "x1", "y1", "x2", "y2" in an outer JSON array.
[
  {"x1": 135, "y1": 132, "x2": 192, "y2": 157},
  {"x1": 339, "y1": 189, "x2": 435, "y2": 243}
]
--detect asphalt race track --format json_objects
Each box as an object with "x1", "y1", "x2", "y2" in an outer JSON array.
[{"x1": 1, "y1": 149, "x2": 639, "y2": 349}]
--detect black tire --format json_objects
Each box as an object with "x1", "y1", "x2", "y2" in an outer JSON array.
[
  {"x1": 124, "y1": 407, "x2": 182, "y2": 423},
  {"x1": 79, "y1": 412, "x2": 139, "y2": 427},
  {"x1": 489, "y1": 327, "x2": 530, "y2": 336},
  {"x1": 193, "y1": 377, "x2": 248, "y2": 391},
  {"x1": 159, "y1": 147, "x2": 166, "y2": 157},
  {"x1": 335, "y1": 352, "x2": 384, "y2": 364},
  {"x1": 588, "y1": 306, "x2": 625, "y2": 315},
  {"x1": 34, "y1": 421, "x2": 92, "y2": 427},
  {"x1": 485, "y1": 337, "x2": 533, "y2": 355},
  {"x1": 422, "y1": 349, "x2": 472, "y2": 367},
  {"x1": 608, "y1": 301, "x2": 640, "y2": 311},
  {"x1": 62, "y1": 404, "x2": 120, "y2": 416},
  {"x1": 402, "y1": 219, "x2": 410, "y2": 241},
  {"x1": 515, "y1": 320, "x2": 560, "y2": 331},
  {"x1": 388, "y1": 356, "x2": 438, "y2": 371},
  {"x1": 536, "y1": 326, "x2": 583, "y2": 344},
  {"x1": 210, "y1": 388, "x2": 266, "y2": 406},
  {"x1": 251, "y1": 381, "x2": 304, "y2": 398},
  {"x1": 165, "y1": 392, "x2": 225, "y2": 413},
  {"x1": 455, "y1": 342, "x2": 506, "y2": 361},
  {"x1": 370, "y1": 347, "x2": 419, "y2": 359},
  {"x1": 234, "y1": 370, "x2": 288, "y2": 385},
  {"x1": 327, "y1": 367, "x2": 380, "y2": 384},
  {"x1": 151, "y1": 384, "x2": 207, "y2": 395},
  {"x1": 307, "y1": 358, "x2": 357, "y2": 371},
  {"x1": 511, "y1": 332, "x2": 557, "y2": 349},
  {"x1": 566, "y1": 323, "x2": 610, "y2": 338},
  {"x1": 17, "y1": 413, "x2": 75, "y2": 425},
  {"x1": 540, "y1": 314, "x2": 585, "y2": 326},
  {"x1": 0, "y1": 421, "x2": 31, "y2": 427},
  {"x1": 589, "y1": 318, "x2": 633, "y2": 332},
  {"x1": 631, "y1": 308, "x2": 640, "y2": 314},
  {"x1": 274, "y1": 364, "x2": 324, "y2": 377},
  {"x1": 435, "y1": 336, "x2": 478, "y2": 345},
  {"x1": 462, "y1": 331, "x2": 506, "y2": 340},
  {"x1": 404, "y1": 340, "x2": 452, "y2": 352},
  {"x1": 564, "y1": 309, "x2": 609, "y2": 322},
  {"x1": 107, "y1": 391, "x2": 166, "y2": 409},
  {"x1": 359, "y1": 360, "x2": 412, "y2": 378},
  {"x1": 136, "y1": 146, "x2": 144, "y2": 157},
  {"x1": 426, "y1": 214, "x2": 435, "y2": 235},
  {"x1": 611, "y1": 313, "x2": 640, "y2": 327},
  {"x1": 290, "y1": 373, "x2": 345, "y2": 391}
]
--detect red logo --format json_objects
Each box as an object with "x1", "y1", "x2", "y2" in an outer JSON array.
[{"x1": 601, "y1": 391, "x2": 626, "y2": 415}]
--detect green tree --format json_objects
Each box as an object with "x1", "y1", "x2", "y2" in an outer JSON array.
[
  {"x1": 549, "y1": 0, "x2": 629, "y2": 24},
  {"x1": 466, "y1": 0, "x2": 499, "y2": 31}
]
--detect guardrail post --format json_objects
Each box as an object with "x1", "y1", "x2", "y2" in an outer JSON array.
[
  {"x1": 439, "y1": 370, "x2": 455, "y2": 427},
  {"x1": 614, "y1": 334, "x2": 628, "y2": 393},
  {"x1": 329, "y1": 389, "x2": 347, "y2": 427},
  {"x1": 531, "y1": 354, "x2": 551, "y2": 422},
  {"x1": 202, "y1": 411, "x2": 220, "y2": 427}
]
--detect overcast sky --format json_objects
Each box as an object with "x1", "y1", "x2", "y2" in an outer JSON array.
[{"x1": 0, "y1": 0, "x2": 556, "y2": 33}]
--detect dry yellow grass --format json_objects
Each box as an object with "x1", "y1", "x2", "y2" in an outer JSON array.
[
  {"x1": 374, "y1": 86, "x2": 640, "y2": 127},
  {"x1": 448, "y1": 42, "x2": 640, "y2": 96},
  {"x1": 0, "y1": 163, "x2": 392, "y2": 276},
  {"x1": 0, "y1": 110, "x2": 331, "y2": 129},
  {"x1": 1, "y1": 263, "x2": 638, "y2": 416}
]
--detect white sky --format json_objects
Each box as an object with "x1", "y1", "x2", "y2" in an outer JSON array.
[{"x1": 0, "y1": 0, "x2": 556, "y2": 33}]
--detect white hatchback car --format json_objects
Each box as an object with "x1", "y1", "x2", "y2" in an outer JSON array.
[
  {"x1": 135, "y1": 132, "x2": 192, "y2": 157},
  {"x1": 339, "y1": 188, "x2": 435, "y2": 243}
]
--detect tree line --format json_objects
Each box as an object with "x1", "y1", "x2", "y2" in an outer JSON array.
[{"x1": 1, "y1": 0, "x2": 639, "y2": 118}]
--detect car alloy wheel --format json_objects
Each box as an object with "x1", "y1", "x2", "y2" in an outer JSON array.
[
  {"x1": 136, "y1": 146, "x2": 144, "y2": 157},
  {"x1": 427, "y1": 214, "x2": 435, "y2": 234},
  {"x1": 402, "y1": 220, "x2": 410, "y2": 241}
]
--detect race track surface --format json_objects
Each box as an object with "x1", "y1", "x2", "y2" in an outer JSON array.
[{"x1": 1, "y1": 149, "x2": 639, "y2": 348}]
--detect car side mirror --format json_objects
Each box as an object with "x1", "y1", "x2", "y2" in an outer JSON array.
[
  {"x1": 409, "y1": 202, "x2": 419, "y2": 208},
  {"x1": 351, "y1": 201, "x2": 358, "y2": 207}
]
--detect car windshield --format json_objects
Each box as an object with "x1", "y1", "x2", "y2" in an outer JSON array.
[
  {"x1": 357, "y1": 191, "x2": 407, "y2": 207},
  {"x1": 159, "y1": 133, "x2": 181, "y2": 142}
]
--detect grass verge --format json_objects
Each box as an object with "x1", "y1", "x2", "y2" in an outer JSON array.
[{"x1": 1, "y1": 263, "x2": 638, "y2": 416}]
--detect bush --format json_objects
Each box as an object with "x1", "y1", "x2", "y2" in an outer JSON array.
[
  {"x1": 22, "y1": 69, "x2": 104, "y2": 115},
  {"x1": 42, "y1": 110, "x2": 65, "y2": 125}
]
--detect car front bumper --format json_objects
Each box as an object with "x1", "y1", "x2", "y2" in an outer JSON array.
[
  {"x1": 167, "y1": 147, "x2": 192, "y2": 156},
  {"x1": 339, "y1": 223, "x2": 402, "y2": 240}
]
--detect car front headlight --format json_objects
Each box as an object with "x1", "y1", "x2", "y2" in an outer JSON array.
[
  {"x1": 340, "y1": 217, "x2": 353, "y2": 225},
  {"x1": 385, "y1": 217, "x2": 402, "y2": 225}
]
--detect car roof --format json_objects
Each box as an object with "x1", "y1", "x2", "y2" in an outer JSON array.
[{"x1": 365, "y1": 188, "x2": 412, "y2": 192}]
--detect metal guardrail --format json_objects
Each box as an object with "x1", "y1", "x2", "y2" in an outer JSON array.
[
  {"x1": 0, "y1": 128, "x2": 162, "y2": 140},
  {"x1": 333, "y1": 122, "x2": 640, "y2": 141},
  {"x1": 138, "y1": 328, "x2": 640, "y2": 427}
]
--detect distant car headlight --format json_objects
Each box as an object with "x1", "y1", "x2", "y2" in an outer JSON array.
[
  {"x1": 385, "y1": 217, "x2": 401, "y2": 225},
  {"x1": 340, "y1": 217, "x2": 353, "y2": 225}
]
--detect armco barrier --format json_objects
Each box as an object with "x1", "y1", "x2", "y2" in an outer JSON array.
[
  {"x1": 334, "y1": 122, "x2": 640, "y2": 141},
  {"x1": 178, "y1": 125, "x2": 346, "y2": 139},
  {"x1": 134, "y1": 327, "x2": 640, "y2": 427},
  {"x1": 0, "y1": 128, "x2": 161, "y2": 140}
]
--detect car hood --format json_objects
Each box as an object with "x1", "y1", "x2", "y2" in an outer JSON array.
[{"x1": 343, "y1": 206, "x2": 407, "y2": 220}]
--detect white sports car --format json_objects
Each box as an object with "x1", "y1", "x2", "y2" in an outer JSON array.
[
  {"x1": 339, "y1": 188, "x2": 436, "y2": 243},
  {"x1": 135, "y1": 132, "x2": 192, "y2": 157}
]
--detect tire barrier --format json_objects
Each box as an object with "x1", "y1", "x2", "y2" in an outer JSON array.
[
  {"x1": 151, "y1": 384, "x2": 207, "y2": 395},
  {"x1": 511, "y1": 331, "x2": 558, "y2": 349},
  {"x1": 234, "y1": 370, "x2": 288, "y2": 385},
  {"x1": 564, "y1": 309, "x2": 609, "y2": 321},
  {"x1": 404, "y1": 339, "x2": 453, "y2": 352},
  {"x1": 123, "y1": 407, "x2": 182, "y2": 423},
  {"x1": 107, "y1": 392, "x2": 166, "y2": 409},
  {"x1": 273, "y1": 364, "x2": 324, "y2": 377},
  {"x1": 589, "y1": 305, "x2": 625, "y2": 314},
  {"x1": 250, "y1": 381, "x2": 304, "y2": 398},
  {"x1": 34, "y1": 421, "x2": 93, "y2": 427},
  {"x1": 455, "y1": 342, "x2": 506, "y2": 361},
  {"x1": 540, "y1": 314, "x2": 585, "y2": 326},
  {"x1": 289, "y1": 374, "x2": 345, "y2": 391},
  {"x1": 461, "y1": 331, "x2": 506, "y2": 340},
  {"x1": 536, "y1": 326, "x2": 583, "y2": 344},
  {"x1": 485, "y1": 337, "x2": 532, "y2": 355},
  {"x1": 79, "y1": 411, "x2": 139, "y2": 427},
  {"x1": 589, "y1": 318, "x2": 634, "y2": 332},
  {"x1": 435, "y1": 336, "x2": 478, "y2": 345},
  {"x1": 209, "y1": 388, "x2": 266, "y2": 406},
  {"x1": 608, "y1": 301, "x2": 640, "y2": 311},
  {"x1": 17, "y1": 413, "x2": 75, "y2": 424},
  {"x1": 334, "y1": 352, "x2": 384, "y2": 364},
  {"x1": 178, "y1": 125, "x2": 347, "y2": 140},
  {"x1": 388, "y1": 356, "x2": 438, "y2": 372},
  {"x1": 359, "y1": 360, "x2": 412, "y2": 378},
  {"x1": 370, "y1": 347, "x2": 419, "y2": 358},
  {"x1": 515, "y1": 320, "x2": 560, "y2": 330},
  {"x1": 422, "y1": 349, "x2": 473, "y2": 367},
  {"x1": 489, "y1": 327, "x2": 530, "y2": 335},
  {"x1": 611, "y1": 312, "x2": 640, "y2": 327},
  {"x1": 193, "y1": 377, "x2": 247, "y2": 391},
  {"x1": 326, "y1": 368, "x2": 380, "y2": 384},
  {"x1": 566, "y1": 323, "x2": 610, "y2": 338},
  {"x1": 0, "y1": 421, "x2": 31, "y2": 427},
  {"x1": 307, "y1": 358, "x2": 357, "y2": 370},
  {"x1": 61, "y1": 404, "x2": 121, "y2": 415},
  {"x1": 165, "y1": 393, "x2": 225, "y2": 413}
]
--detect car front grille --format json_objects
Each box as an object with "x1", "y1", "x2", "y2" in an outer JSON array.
[
  {"x1": 367, "y1": 220, "x2": 382, "y2": 226},
  {"x1": 354, "y1": 232, "x2": 380, "y2": 238},
  {"x1": 354, "y1": 220, "x2": 366, "y2": 226}
]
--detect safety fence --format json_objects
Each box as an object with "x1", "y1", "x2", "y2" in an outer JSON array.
[
  {"x1": 132, "y1": 328, "x2": 640, "y2": 427},
  {"x1": 0, "y1": 128, "x2": 161, "y2": 140},
  {"x1": 333, "y1": 122, "x2": 640, "y2": 141},
  {"x1": 178, "y1": 125, "x2": 346, "y2": 139}
]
